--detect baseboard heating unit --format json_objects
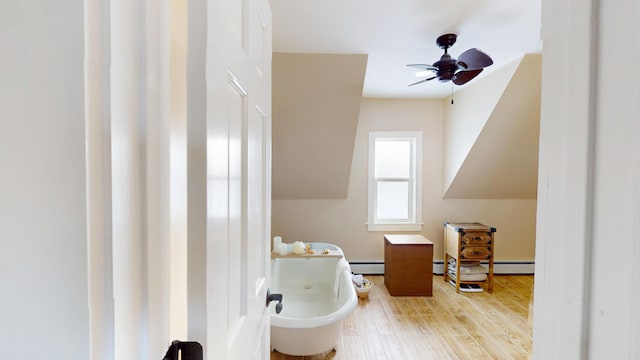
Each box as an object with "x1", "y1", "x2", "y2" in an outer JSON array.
[{"x1": 350, "y1": 261, "x2": 535, "y2": 275}]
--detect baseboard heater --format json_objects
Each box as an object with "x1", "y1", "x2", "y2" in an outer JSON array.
[{"x1": 350, "y1": 260, "x2": 535, "y2": 275}]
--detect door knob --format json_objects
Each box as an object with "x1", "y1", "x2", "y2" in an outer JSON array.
[{"x1": 266, "y1": 288, "x2": 283, "y2": 314}]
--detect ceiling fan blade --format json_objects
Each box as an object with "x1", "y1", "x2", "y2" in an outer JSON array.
[
  {"x1": 406, "y1": 64, "x2": 438, "y2": 71},
  {"x1": 452, "y1": 69, "x2": 483, "y2": 85},
  {"x1": 457, "y1": 48, "x2": 493, "y2": 70},
  {"x1": 408, "y1": 76, "x2": 436, "y2": 87}
]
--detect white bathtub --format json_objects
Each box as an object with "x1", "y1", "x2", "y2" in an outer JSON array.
[{"x1": 270, "y1": 243, "x2": 357, "y2": 356}]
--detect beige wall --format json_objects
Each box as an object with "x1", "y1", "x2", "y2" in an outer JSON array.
[
  {"x1": 272, "y1": 98, "x2": 537, "y2": 262},
  {"x1": 272, "y1": 53, "x2": 367, "y2": 200},
  {"x1": 443, "y1": 59, "x2": 521, "y2": 191},
  {"x1": 443, "y1": 55, "x2": 541, "y2": 199}
]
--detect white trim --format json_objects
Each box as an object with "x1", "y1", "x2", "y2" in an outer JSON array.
[
  {"x1": 367, "y1": 131, "x2": 423, "y2": 232},
  {"x1": 349, "y1": 261, "x2": 535, "y2": 275},
  {"x1": 350, "y1": 262, "x2": 385, "y2": 275},
  {"x1": 534, "y1": 0, "x2": 599, "y2": 357},
  {"x1": 365, "y1": 223, "x2": 423, "y2": 232},
  {"x1": 85, "y1": 0, "x2": 115, "y2": 357}
]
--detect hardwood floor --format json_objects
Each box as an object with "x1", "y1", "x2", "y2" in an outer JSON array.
[{"x1": 270, "y1": 275, "x2": 533, "y2": 360}]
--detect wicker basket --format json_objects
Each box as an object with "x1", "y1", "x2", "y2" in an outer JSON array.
[{"x1": 355, "y1": 279, "x2": 372, "y2": 299}]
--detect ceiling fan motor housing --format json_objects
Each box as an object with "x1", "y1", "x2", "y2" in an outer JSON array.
[{"x1": 433, "y1": 54, "x2": 458, "y2": 81}]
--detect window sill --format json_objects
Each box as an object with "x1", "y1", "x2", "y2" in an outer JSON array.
[{"x1": 366, "y1": 223, "x2": 423, "y2": 232}]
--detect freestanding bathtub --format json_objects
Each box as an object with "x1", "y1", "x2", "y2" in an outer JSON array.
[{"x1": 270, "y1": 243, "x2": 357, "y2": 356}]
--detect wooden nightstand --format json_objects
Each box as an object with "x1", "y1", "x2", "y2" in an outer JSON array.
[{"x1": 384, "y1": 234, "x2": 433, "y2": 296}]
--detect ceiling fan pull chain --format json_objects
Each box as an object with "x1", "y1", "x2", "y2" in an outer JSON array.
[{"x1": 451, "y1": 82, "x2": 454, "y2": 105}]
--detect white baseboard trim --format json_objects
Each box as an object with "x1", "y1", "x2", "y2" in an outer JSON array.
[
  {"x1": 349, "y1": 262, "x2": 384, "y2": 275},
  {"x1": 350, "y1": 261, "x2": 535, "y2": 275}
]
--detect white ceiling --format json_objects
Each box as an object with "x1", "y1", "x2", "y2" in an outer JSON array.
[{"x1": 271, "y1": 0, "x2": 542, "y2": 99}]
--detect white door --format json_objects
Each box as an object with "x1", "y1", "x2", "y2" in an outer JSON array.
[{"x1": 206, "y1": 0, "x2": 272, "y2": 358}]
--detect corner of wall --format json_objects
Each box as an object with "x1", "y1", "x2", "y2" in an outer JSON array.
[{"x1": 442, "y1": 56, "x2": 524, "y2": 196}]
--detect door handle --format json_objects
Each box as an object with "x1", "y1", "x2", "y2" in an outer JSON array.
[
  {"x1": 266, "y1": 288, "x2": 283, "y2": 314},
  {"x1": 162, "y1": 340, "x2": 203, "y2": 360}
]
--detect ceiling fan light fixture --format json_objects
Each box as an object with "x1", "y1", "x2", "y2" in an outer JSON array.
[{"x1": 415, "y1": 70, "x2": 433, "y2": 77}]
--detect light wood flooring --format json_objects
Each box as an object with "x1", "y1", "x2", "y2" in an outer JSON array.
[{"x1": 271, "y1": 275, "x2": 533, "y2": 360}]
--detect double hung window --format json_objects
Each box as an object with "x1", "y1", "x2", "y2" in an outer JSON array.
[{"x1": 367, "y1": 132, "x2": 422, "y2": 231}]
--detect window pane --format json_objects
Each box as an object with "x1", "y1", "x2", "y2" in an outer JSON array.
[
  {"x1": 376, "y1": 181, "x2": 409, "y2": 220},
  {"x1": 375, "y1": 140, "x2": 411, "y2": 178}
]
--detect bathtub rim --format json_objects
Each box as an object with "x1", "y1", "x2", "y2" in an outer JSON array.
[
  {"x1": 270, "y1": 268, "x2": 357, "y2": 328},
  {"x1": 272, "y1": 242, "x2": 345, "y2": 257},
  {"x1": 270, "y1": 257, "x2": 357, "y2": 329}
]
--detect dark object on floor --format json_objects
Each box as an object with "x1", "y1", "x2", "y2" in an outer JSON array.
[{"x1": 162, "y1": 340, "x2": 203, "y2": 360}]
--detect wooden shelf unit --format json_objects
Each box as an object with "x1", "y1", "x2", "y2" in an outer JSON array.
[{"x1": 443, "y1": 222, "x2": 495, "y2": 293}]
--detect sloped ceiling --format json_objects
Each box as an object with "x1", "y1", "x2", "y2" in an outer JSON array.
[
  {"x1": 443, "y1": 54, "x2": 542, "y2": 199},
  {"x1": 272, "y1": 53, "x2": 367, "y2": 199},
  {"x1": 271, "y1": 0, "x2": 542, "y2": 99}
]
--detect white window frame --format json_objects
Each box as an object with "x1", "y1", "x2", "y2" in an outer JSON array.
[{"x1": 367, "y1": 131, "x2": 423, "y2": 232}]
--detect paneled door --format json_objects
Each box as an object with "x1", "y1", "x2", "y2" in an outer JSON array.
[{"x1": 206, "y1": 0, "x2": 272, "y2": 358}]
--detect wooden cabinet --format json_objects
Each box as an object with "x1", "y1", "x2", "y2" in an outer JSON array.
[
  {"x1": 384, "y1": 234, "x2": 433, "y2": 296},
  {"x1": 444, "y1": 222, "x2": 495, "y2": 293}
]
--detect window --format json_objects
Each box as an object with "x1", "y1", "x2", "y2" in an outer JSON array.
[{"x1": 368, "y1": 132, "x2": 422, "y2": 231}]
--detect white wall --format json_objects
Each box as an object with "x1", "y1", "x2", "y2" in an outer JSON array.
[
  {"x1": 1, "y1": 0, "x2": 273, "y2": 358},
  {"x1": 588, "y1": 1, "x2": 640, "y2": 356},
  {"x1": 0, "y1": 1, "x2": 179, "y2": 358},
  {"x1": 0, "y1": 1, "x2": 90, "y2": 357},
  {"x1": 533, "y1": 0, "x2": 640, "y2": 358},
  {"x1": 272, "y1": 99, "x2": 537, "y2": 263}
]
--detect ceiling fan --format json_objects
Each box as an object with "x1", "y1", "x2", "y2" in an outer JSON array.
[{"x1": 407, "y1": 33, "x2": 493, "y2": 87}]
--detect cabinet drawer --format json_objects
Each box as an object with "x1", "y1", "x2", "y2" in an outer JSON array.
[
  {"x1": 461, "y1": 232, "x2": 492, "y2": 246},
  {"x1": 460, "y1": 246, "x2": 491, "y2": 260}
]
